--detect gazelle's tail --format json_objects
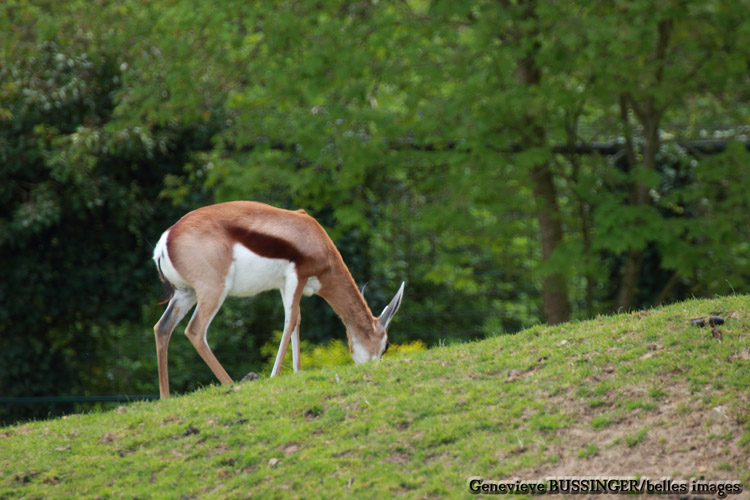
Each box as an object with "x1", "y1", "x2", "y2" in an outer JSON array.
[
  {"x1": 153, "y1": 232, "x2": 175, "y2": 304},
  {"x1": 155, "y1": 258, "x2": 175, "y2": 304}
]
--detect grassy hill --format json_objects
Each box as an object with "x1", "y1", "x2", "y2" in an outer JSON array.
[{"x1": 2, "y1": 295, "x2": 749, "y2": 499}]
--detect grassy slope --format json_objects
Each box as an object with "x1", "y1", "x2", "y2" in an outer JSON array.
[{"x1": 2, "y1": 295, "x2": 749, "y2": 499}]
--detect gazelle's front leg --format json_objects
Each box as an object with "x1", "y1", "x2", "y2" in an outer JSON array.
[
  {"x1": 291, "y1": 313, "x2": 302, "y2": 373},
  {"x1": 271, "y1": 308, "x2": 299, "y2": 377},
  {"x1": 271, "y1": 277, "x2": 304, "y2": 377}
]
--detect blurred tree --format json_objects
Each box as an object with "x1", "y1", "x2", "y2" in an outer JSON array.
[
  {"x1": 97, "y1": 0, "x2": 750, "y2": 325},
  {"x1": 575, "y1": 0, "x2": 750, "y2": 309},
  {"x1": 418, "y1": 0, "x2": 750, "y2": 315},
  {"x1": 0, "y1": 9, "x2": 215, "y2": 421},
  {"x1": 2, "y1": 0, "x2": 750, "y2": 421}
]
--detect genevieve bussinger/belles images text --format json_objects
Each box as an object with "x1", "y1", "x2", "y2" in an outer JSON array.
[{"x1": 467, "y1": 476, "x2": 743, "y2": 497}]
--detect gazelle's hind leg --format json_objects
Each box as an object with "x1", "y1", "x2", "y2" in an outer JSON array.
[
  {"x1": 184, "y1": 286, "x2": 234, "y2": 387},
  {"x1": 154, "y1": 288, "x2": 197, "y2": 399}
]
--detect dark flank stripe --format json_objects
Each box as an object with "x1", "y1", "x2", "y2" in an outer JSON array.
[{"x1": 226, "y1": 225, "x2": 306, "y2": 264}]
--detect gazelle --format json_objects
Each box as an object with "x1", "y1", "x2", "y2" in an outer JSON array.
[{"x1": 152, "y1": 201, "x2": 405, "y2": 398}]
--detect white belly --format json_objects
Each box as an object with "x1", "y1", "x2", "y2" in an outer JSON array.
[
  {"x1": 228, "y1": 244, "x2": 291, "y2": 297},
  {"x1": 227, "y1": 243, "x2": 321, "y2": 298}
]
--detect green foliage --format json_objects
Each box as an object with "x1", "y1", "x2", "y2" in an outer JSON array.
[
  {"x1": 3, "y1": 0, "x2": 750, "y2": 411},
  {"x1": 260, "y1": 330, "x2": 427, "y2": 374},
  {"x1": 178, "y1": 0, "x2": 750, "y2": 320},
  {"x1": 0, "y1": 6, "x2": 215, "y2": 420},
  {"x1": 300, "y1": 339, "x2": 353, "y2": 370}
]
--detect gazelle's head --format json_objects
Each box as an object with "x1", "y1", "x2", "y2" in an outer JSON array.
[{"x1": 349, "y1": 282, "x2": 405, "y2": 364}]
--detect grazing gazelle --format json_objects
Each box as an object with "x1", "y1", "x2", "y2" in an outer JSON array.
[{"x1": 152, "y1": 201, "x2": 405, "y2": 398}]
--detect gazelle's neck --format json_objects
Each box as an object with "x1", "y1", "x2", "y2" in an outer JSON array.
[{"x1": 317, "y1": 260, "x2": 378, "y2": 344}]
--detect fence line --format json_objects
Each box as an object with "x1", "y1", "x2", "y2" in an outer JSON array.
[{"x1": 0, "y1": 395, "x2": 158, "y2": 406}]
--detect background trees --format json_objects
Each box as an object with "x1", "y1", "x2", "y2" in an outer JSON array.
[{"x1": 2, "y1": 0, "x2": 749, "y2": 420}]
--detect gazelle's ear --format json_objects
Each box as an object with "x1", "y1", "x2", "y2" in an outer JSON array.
[{"x1": 377, "y1": 281, "x2": 405, "y2": 332}]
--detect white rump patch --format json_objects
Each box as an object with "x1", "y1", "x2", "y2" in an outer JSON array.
[{"x1": 153, "y1": 230, "x2": 190, "y2": 289}]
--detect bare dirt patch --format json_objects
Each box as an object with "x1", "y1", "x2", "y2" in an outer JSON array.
[
  {"x1": 383, "y1": 451, "x2": 411, "y2": 465},
  {"x1": 281, "y1": 442, "x2": 300, "y2": 456},
  {"x1": 519, "y1": 381, "x2": 749, "y2": 498}
]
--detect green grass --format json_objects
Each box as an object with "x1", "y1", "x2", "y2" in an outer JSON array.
[
  {"x1": 577, "y1": 444, "x2": 600, "y2": 459},
  {"x1": 591, "y1": 414, "x2": 614, "y2": 430},
  {"x1": 2, "y1": 295, "x2": 750, "y2": 498},
  {"x1": 624, "y1": 428, "x2": 649, "y2": 448}
]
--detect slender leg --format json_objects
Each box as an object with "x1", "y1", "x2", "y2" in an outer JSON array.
[
  {"x1": 291, "y1": 313, "x2": 302, "y2": 373},
  {"x1": 153, "y1": 289, "x2": 196, "y2": 399},
  {"x1": 184, "y1": 287, "x2": 233, "y2": 386},
  {"x1": 271, "y1": 278, "x2": 305, "y2": 377},
  {"x1": 271, "y1": 324, "x2": 292, "y2": 377}
]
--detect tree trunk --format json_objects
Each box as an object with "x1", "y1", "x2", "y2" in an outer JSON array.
[
  {"x1": 515, "y1": 17, "x2": 571, "y2": 325},
  {"x1": 615, "y1": 248, "x2": 644, "y2": 311},
  {"x1": 531, "y1": 163, "x2": 572, "y2": 324},
  {"x1": 615, "y1": 19, "x2": 671, "y2": 311},
  {"x1": 615, "y1": 94, "x2": 644, "y2": 311}
]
